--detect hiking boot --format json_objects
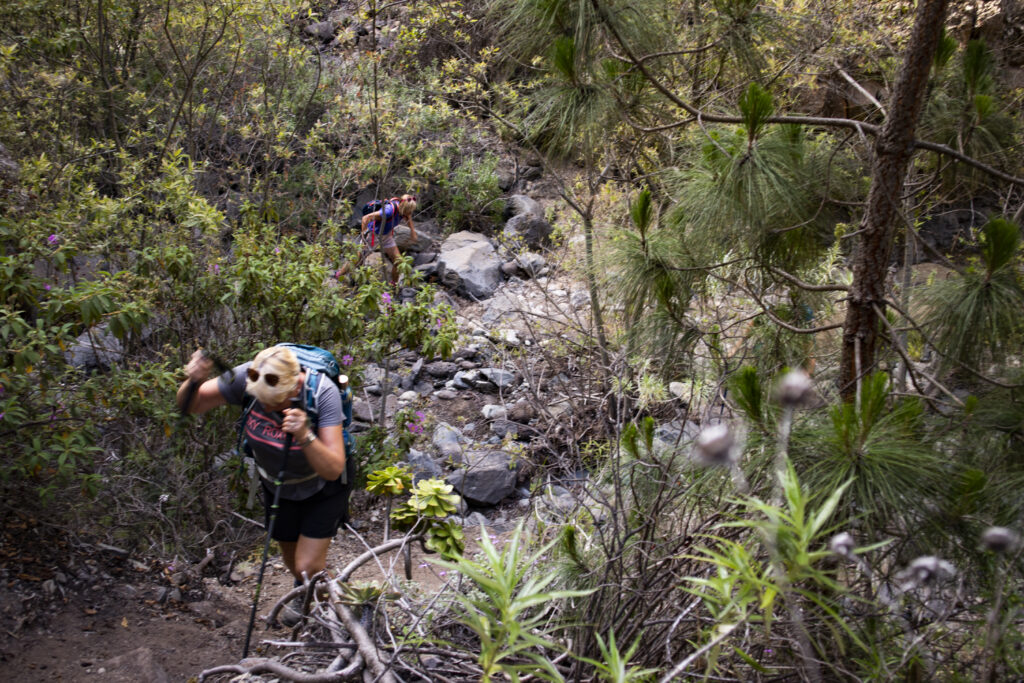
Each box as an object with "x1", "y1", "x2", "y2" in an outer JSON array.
[{"x1": 279, "y1": 595, "x2": 305, "y2": 627}]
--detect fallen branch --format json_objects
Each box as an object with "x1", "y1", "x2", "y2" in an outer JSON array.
[
  {"x1": 326, "y1": 579, "x2": 397, "y2": 682},
  {"x1": 198, "y1": 657, "x2": 359, "y2": 682}
]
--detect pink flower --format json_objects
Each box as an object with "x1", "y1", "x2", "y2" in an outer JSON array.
[
  {"x1": 47, "y1": 234, "x2": 58, "y2": 245},
  {"x1": 381, "y1": 292, "x2": 392, "y2": 305},
  {"x1": 44, "y1": 284, "x2": 52, "y2": 291},
  {"x1": 341, "y1": 355, "x2": 353, "y2": 366}
]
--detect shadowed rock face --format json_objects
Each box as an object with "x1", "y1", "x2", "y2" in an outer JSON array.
[
  {"x1": 438, "y1": 232, "x2": 503, "y2": 299},
  {"x1": 447, "y1": 450, "x2": 516, "y2": 506}
]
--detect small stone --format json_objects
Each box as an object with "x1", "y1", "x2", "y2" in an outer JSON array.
[
  {"x1": 481, "y1": 404, "x2": 508, "y2": 420},
  {"x1": 435, "y1": 390, "x2": 458, "y2": 400},
  {"x1": 399, "y1": 390, "x2": 419, "y2": 402},
  {"x1": 493, "y1": 329, "x2": 520, "y2": 346},
  {"x1": 508, "y1": 402, "x2": 536, "y2": 423}
]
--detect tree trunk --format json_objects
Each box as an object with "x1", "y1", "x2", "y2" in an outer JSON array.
[{"x1": 838, "y1": 0, "x2": 949, "y2": 399}]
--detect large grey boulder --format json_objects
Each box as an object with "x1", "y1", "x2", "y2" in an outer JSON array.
[
  {"x1": 503, "y1": 195, "x2": 552, "y2": 248},
  {"x1": 394, "y1": 220, "x2": 438, "y2": 252},
  {"x1": 0, "y1": 143, "x2": 18, "y2": 184},
  {"x1": 438, "y1": 231, "x2": 503, "y2": 299},
  {"x1": 506, "y1": 195, "x2": 543, "y2": 217},
  {"x1": 66, "y1": 326, "x2": 124, "y2": 371},
  {"x1": 405, "y1": 448, "x2": 444, "y2": 483},
  {"x1": 425, "y1": 361, "x2": 457, "y2": 378},
  {"x1": 304, "y1": 21, "x2": 336, "y2": 41},
  {"x1": 479, "y1": 367, "x2": 517, "y2": 390},
  {"x1": 447, "y1": 450, "x2": 517, "y2": 506},
  {"x1": 653, "y1": 420, "x2": 701, "y2": 455},
  {"x1": 432, "y1": 422, "x2": 464, "y2": 461},
  {"x1": 504, "y1": 213, "x2": 553, "y2": 248}
]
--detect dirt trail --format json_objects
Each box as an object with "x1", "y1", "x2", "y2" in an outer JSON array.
[{"x1": 0, "y1": 514, "x2": 467, "y2": 682}]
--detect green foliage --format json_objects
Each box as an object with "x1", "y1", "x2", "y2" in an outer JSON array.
[
  {"x1": 435, "y1": 152, "x2": 503, "y2": 232},
  {"x1": 577, "y1": 631, "x2": 659, "y2": 683},
  {"x1": 738, "y1": 82, "x2": 774, "y2": 146},
  {"x1": 434, "y1": 521, "x2": 592, "y2": 681},
  {"x1": 365, "y1": 464, "x2": 413, "y2": 498},
  {"x1": 791, "y1": 373, "x2": 942, "y2": 532},
  {"x1": 729, "y1": 365, "x2": 769, "y2": 431},
  {"x1": 687, "y1": 463, "x2": 870, "y2": 677},
  {"x1": 424, "y1": 519, "x2": 465, "y2": 559},
  {"x1": 919, "y1": 217, "x2": 1024, "y2": 369},
  {"x1": 388, "y1": 478, "x2": 464, "y2": 557}
]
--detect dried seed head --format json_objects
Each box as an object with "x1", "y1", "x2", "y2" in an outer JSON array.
[
  {"x1": 899, "y1": 555, "x2": 956, "y2": 591},
  {"x1": 777, "y1": 369, "x2": 813, "y2": 407},
  {"x1": 694, "y1": 424, "x2": 736, "y2": 466},
  {"x1": 981, "y1": 526, "x2": 1019, "y2": 554},
  {"x1": 830, "y1": 532, "x2": 856, "y2": 559}
]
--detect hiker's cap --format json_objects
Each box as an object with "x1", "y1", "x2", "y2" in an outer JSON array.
[{"x1": 246, "y1": 345, "x2": 300, "y2": 406}]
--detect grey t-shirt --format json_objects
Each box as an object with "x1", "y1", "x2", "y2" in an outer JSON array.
[{"x1": 219, "y1": 362, "x2": 343, "y2": 500}]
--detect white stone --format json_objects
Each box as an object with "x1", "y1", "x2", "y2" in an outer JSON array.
[{"x1": 481, "y1": 404, "x2": 508, "y2": 420}]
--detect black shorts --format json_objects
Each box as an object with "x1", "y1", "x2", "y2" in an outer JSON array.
[{"x1": 262, "y1": 459, "x2": 356, "y2": 542}]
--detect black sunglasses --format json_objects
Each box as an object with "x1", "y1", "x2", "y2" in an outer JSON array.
[{"x1": 247, "y1": 367, "x2": 280, "y2": 387}]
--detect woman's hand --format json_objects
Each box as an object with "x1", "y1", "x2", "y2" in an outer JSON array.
[
  {"x1": 185, "y1": 349, "x2": 213, "y2": 383},
  {"x1": 282, "y1": 407, "x2": 311, "y2": 441},
  {"x1": 177, "y1": 349, "x2": 225, "y2": 415}
]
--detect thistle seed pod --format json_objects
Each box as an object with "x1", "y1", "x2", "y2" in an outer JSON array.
[
  {"x1": 694, "y1": 423, "x2": 735, "y2": 465},
  {"x1": 981, "y1": 526, "x2": 1019, "y2": 554},
  {"x1": 829, "y1": 532, "x2": 856, "y2": 559},
  {"x1": 777, "y1": 369, "x2": 813, "y2": 407},
  {"x1": 899, "y1": 555, "x2": 956, "y2": 590}
]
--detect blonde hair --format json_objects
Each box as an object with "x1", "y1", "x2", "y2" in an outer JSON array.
[
  {"x1": 398, "y1": 194, "x2": 417, "y2": 218},
  {"x1": 245, "y1": 346, "x2": 301, "y2": 406}
]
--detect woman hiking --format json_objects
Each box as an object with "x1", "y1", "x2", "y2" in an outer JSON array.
[
  {"x1": 338, "y1": 193, "x2": 418, "y2": 285},
  {"x1": 176, "y1": 345, "x2": 354, "y2": 624}
]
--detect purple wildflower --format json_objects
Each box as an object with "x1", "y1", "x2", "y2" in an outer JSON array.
[
  {"x1": 274, "y1": 247, "x2": 281, "y2": 254},
  {"x1": 208, "y1": 263, "x2": 220, "y2": 275},
  {"x1": 0, "y1": 413, "x2": 4, "y2": 421},
  {"x1": 44, "y1": 284, "x2": 52, "y2": 291},
  {"x1": 341, "y1": 354, "x2": 353, "y2": 366},
  {"x1": 415, "y1": 411, "x2": 425, "y2": 421},
  {"x1": 381, "y1": 291, "x2": 392, "y2": 305},
  {"x1": 47, "y1": 234, "x2": 58, "y2": 245}
]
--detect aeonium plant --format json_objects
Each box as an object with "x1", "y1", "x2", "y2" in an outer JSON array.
[{"x1": 389, "y1": 478, "x2": 464, "y2": 559}]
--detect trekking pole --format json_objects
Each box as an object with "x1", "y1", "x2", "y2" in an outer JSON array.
[{"x1": 242, "y1": 397, "x2": 299, "y2": 658}]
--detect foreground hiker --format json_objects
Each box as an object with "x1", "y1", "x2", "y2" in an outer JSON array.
[
  {"x1": 176, "y1": 345, "x2": 354, "y2": 623},
  {"x1": 339, "y1": 193, "x2": 418, "y2": 284}
]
